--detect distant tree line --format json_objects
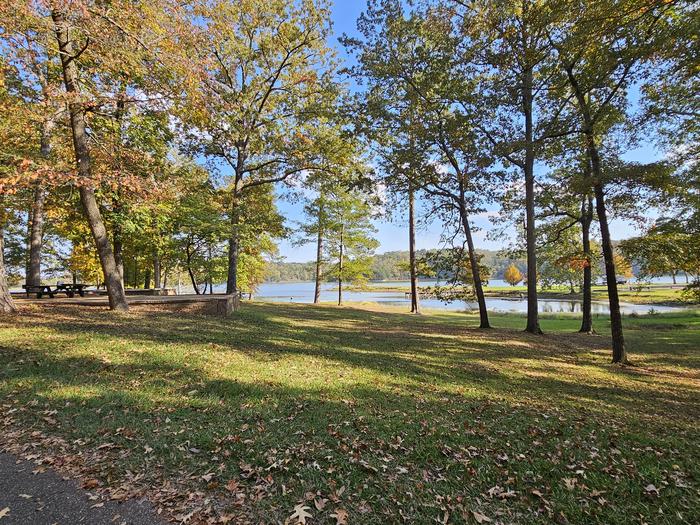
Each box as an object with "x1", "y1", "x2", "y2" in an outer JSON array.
[{"x1": 265, "y1": 249, "x2": 526, "y2": 283}]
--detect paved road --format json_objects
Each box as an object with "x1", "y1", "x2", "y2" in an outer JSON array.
[{"x1": 0, "y1": 452, "x2": 164, "y2": 525}]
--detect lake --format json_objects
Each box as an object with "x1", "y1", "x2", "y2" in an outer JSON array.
[{"x1": 249, "y1": 281, "x2": 681, "y2": 315}]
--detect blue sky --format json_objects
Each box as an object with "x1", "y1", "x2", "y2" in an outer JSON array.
[{"x1": 274, "y1": 1, "x2": 658, "y2": 263}]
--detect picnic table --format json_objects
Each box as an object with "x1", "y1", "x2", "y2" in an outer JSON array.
[
  {"x1": 55, "y1": 283, "x2": 88, "y2": 297},
  {"x1": 22, "y1": 285, "x2": 56, "y2": 298},
  {"x1": 22, "y1": 283, "x2": 88, "y2": 299}
]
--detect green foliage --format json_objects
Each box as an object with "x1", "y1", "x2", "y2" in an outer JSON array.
[
  {"x1": 322, "y1": 187, "x2": 379, "y2": 288},
  {"x1": 265, "y1": 249, "x2": 526, "y2": 283},
  {"x1": 539, "y1": 224, "x2": 603, "y2": 292},
  {"x1": 620, "y1": 229, "x2": 700, "y2": 301},
  {"x1": 415, "y1": 248, "x2": 491, "y2": 301}
]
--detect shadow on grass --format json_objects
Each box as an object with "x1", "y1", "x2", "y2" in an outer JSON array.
[{"x1": 3, "y1": 303, "x2": 699, "y2": 427}]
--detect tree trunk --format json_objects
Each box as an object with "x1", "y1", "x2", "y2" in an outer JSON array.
[
  {"x1": 565, "y1": 64, "x2": 625, "y2": 362},
  {"x1": 523, "y1": 65, "x2": 541, "y2": 334},
  {"x1": 408, "y1": 185, "x2": 421, "y2": 314},
  {"x1": 593, "y1": 182, "x2": 626, "y2": 363},
  {"x1": 52, "y1": 7, "x2": 127, "y2": 311},
  {"x1": 579, "y1": 194, "x2": 594, "y2": 333},
  {"x1": 314, "y1": 219, "x2": 323, "y2": 304},
  {"x1": 27, "y1": 185, "x2": 46, "y2": 287},
  {"x1": 186, "y1": 244, "x2": 200, "y2": 295},
  {"x1": 671, "y1": 271, "x2": 677, "y2": 285},
  {"x1": 586, "y1": 133, "x2": 626, "y2": 362},
  {"x1": 133, "y1": 257, "x2": 139, "y2": 289},
  {"x1": 208, "y1": 244, "x2": 214, "y2": 295},
  {"x1": 27, "y1": 117, "x2": 53, "y2": 288},
  {"x1": 338, "y1": 224, "x2": 344, "y2": 306},
  {"x1": 144, "y1": 268, "x2": 151, "y2": 290},
  {"x1": 153, "y1": 253, "x2": 161, "y2": 288},
  {"x1": 188, "y1": 267, "x2": 200, "y2": 295},
  {"x1": 112, "y1": 89, "x2": 127, "y2": 287},
  {"x1": 226, "y1": 192, "x2": 240, "y2": 294},
  {"x1": 113, "y1": 229, "x2": 124, "y2": 286},
  {"x1": 458, "y1": 202, "x2": 490, "y2": 329},
  {"x1": 0, "y1": 228, "x2": 17, "y2": 314}
]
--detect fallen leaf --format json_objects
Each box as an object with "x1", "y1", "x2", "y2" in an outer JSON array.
[
  {"x1": 0, "y1": 508, "x2": 8, "y2": 520},
  {"x1": 288, "y1": 504, "x2": 313, "y2": 524},
  {"x1": 82, "y1": 479, "x2": 100, "y2": 489},
  {"x1": 331, "y1": 508, "x2": 348, "y2": 525},
  {"x1": 472, "y1": 510, "x2": 491, "y2": 523},
  {"x1": 644, "y1": 484, "x2": 660, "y2": 496}
]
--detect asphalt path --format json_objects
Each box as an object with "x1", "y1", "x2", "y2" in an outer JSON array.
[{"x1": 0, "y1": 452, "x2": 164, "y2": 524}]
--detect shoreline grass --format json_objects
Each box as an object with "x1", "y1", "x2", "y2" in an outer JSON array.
[
  {"x1": 1, "y1": 302, "x2": 698, "y2": 524},
  {"x1": 356, "y1": 283, "x2": 692, "y2": 307}
]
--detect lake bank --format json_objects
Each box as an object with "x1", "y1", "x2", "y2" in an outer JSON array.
[{"x1": 249, "y1": 281, "x2": 693, "y2": 314}]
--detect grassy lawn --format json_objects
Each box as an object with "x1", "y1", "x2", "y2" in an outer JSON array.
[
  {"x1": 365, "y1": 283, "x2": 693, "y2": 306},
  {"x1": 485, "y1": 285, "x2": 690, "y2": 306},
  {"x1": 1, "y1": 302, "x2": 698, "y2": 524}
]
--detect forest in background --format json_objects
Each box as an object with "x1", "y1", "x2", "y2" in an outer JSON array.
[{"x1": 265, "y1": 249, "x2": 523, "y2": 282}]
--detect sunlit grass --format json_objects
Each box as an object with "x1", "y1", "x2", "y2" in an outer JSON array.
[{"x1": 0, "y1": 302, "x2": 698, "y2": 524}]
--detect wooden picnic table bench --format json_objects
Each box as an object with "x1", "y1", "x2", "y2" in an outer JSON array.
[
  {"x1": 55, "y1": 283, "x2": 88, "y2": 297},
  {"x1": 22, "y1": 283, "x2": 89, "y2": 299},
  {"x1": 22, "y1": 285, "x2": 56, "y2": 298}
]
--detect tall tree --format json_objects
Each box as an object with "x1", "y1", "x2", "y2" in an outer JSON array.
[
  {"x1": 455, "y1": 0, "x2": 571, "y2": 334},
  {"x1": 50, "y1": 5, "x2": 127, "y2": 310},
  {"x1": 538, "y1": 152, "x2": 599, "y2": 332},
  {"x1": 419, "y1": 115, "x2": 498, "y2": 329},
  {"x1": 346, "y1": 0, "x2": 490, "y2": 320},
  {"x1": 0, "y1": 217, "x2": 15, "y2": 313},
  {"x1": 322, "y1": 188, "x2": 378, "y2": 306},
  {"x1": 548, "y1": 0, "x2": 678, "y2": 362},
  {"x1": 299, "y1": 193, "x2": 331, "y2": 304},
  {"x1": 0, "y1": 4, "x2": 65, "y2": 289},
  {"x1": 180, "y1": 0, "x2": 338, "y2": 295}
]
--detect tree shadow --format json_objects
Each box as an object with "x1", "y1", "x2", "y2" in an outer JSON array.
[{"x1": 3, "y1": 302, "x2": 698, "y2": 428}]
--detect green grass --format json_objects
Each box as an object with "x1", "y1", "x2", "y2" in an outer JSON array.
[
  {"x1": 1, "y1": 302, "x2": 698, "y2": 524},
  {"x1": 486, "y1": 284, "x2": 689, "y2": 305},
  {"x1": 363, "y1": 283, "x2": 692, "y2": 306}
]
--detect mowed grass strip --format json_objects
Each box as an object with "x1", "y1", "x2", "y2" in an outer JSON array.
[{"x1": 1, "y1": 303, "x2": 698, "y2": 524}]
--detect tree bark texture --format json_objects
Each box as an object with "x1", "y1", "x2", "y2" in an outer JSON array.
[
  {"x1": 458, "y1": 202, "x2": 490, "y2": 329},
  {"x1": 226, "y1": 191, "x2": 240, "y2": 294},
  {"x1": 408, "y1": 186, "x2": 421, "y2": 314},
  {"x1": 522, "y1": 65, "x2": 542, "y2": 334},
  {"x1": 579, "y1": 194, "x2": 594, "y2": 334},
  {"x1": 338, "y1": 224, "x2": 344, "y2": 306},
  {"x1": 314, "y1": 222, "x2": 323, "y2": 304},
  {"x1": 52, "y1": 7, "x2": 128, "y2": 311},
  {"x1": 0, "y1": 229, "x2": 17, "y2": 313}
]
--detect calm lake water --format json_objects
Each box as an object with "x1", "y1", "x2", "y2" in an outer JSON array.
[{"x1": 250, "y1": 281, "x2": 681, "y2": 315}]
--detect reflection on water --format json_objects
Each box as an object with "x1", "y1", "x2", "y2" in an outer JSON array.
[{"x1": 248, "y1": 281, "x2": 680, "y2": 315}]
